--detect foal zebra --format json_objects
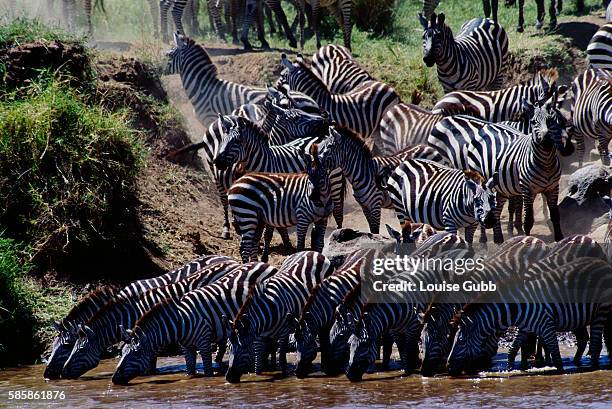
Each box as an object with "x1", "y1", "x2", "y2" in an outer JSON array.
[
  {"x1": 587, "y1": 22, "x2": 612, "y2": 70},
  {"x1": 428, "y1": 92, "x2": 571, "y2": 243},
  {"x1": 570, "y1": 69, "x2": 612, "y2": 166},
  {"x1": 310, "y1": 44, "x2": 373, "y2": 94},
  {"x1": 111, "y1": 262, "x2": 277, "y2": 385},
  {"x1": 228, "y1": 145, "x2": 333, "y2": 262},
  {"x1": 447, "y1": 257, "x2": 612, "y2": 375},
  {"x1": 61, "y1": 260, "x2": 239, "y2": 378},
  {"x1": 166, "y1": 34, "x2": 316, "y2": 127},
  {"x1": 293, "y1": 249, "x2": 373, "y2": 377},
  {"x1": 317, "y1": 126, "x2": 444, "y2": 235},
  {"x1": 386, "y1": 160, "x2": 499, "y2": 244},
  {"x1": 419, "y1": 13, "x2": 509, "y2": 92},
  {"x1": 279, "y1": 54, "x2": 399, "y2": 138},
  {"x1": 225, "y1": 251, "x2": 334, "y2": 382}
]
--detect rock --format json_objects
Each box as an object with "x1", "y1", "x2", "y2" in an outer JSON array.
[
  {"x1": 323, "y1": 228, "x2": 389, "y2": 267},
  {"x1": 558, "y1": 164, "x2": 611, "y2": 236}
]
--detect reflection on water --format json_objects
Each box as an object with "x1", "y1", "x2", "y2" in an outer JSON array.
[{"x1": 0, "y1": 349, "x2": 610, "y2": 408}]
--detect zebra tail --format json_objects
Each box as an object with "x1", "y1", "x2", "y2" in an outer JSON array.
[{"x1": 164, "y1": 141, "x2": 208, "y2": 159}]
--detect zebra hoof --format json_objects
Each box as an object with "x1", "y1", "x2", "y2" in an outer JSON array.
[
  {"x1": 261, "y1": 42, "x2": 271, "y2": 51},
  {"x1": 289, "y1": 40, "x2": 298, "y2": 48},
  {"x1": 535, "y1": 21, "x2": 543, "y2": 29},
  {"x1": 516, "y1": 26, "x2": 524, "y2": 33},
  {"x1": 222, "y1": 230, "x2": 231, "y2": 240}
]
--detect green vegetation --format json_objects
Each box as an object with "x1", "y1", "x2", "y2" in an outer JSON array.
[{"x1": 0, "y1": 17, "x2": 78, "y2": 46}]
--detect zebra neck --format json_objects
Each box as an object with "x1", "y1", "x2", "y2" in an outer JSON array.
[
  {"x1": 339, "y1": 151, "x2": 376, "y2": 188},
  {"x1": 292, "y1": 74, "x2": 332, "y2": 111},
  {"x1": 529, "y1": 137, "x2": 557, "y2": 167},
  {"x1": 141, "y1": 303, "x2": 188, "y2": 350},
  {"x1": 93, "y1": 300, "x2": 138, "y2": 347},
  {"x1": 260, "y1": 110, "x2": 276, "y2": 135},
  {"x1": 436, "y1": 29, "x2": 459, "y2": 74}
]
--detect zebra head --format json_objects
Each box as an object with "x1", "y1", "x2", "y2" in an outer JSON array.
[
  {"x1": 266, "y1": 97, "x2": 330, "y2": 138},
  {"x1": 293, "y1": 312, "x2": 318, "y2": 378},
  {"x1": 214, "y1": 115, "x2": 250, "y2": 170},
  {"x1": 464, "y1": 171, "x2": 498, "y2": 229},
  {"x1": 346, "y1": 313, "x2": 377, "y2": 382},
  {"x1": 44, "y1": 321, "x2": 78, "y2": 380},
  {"x1": 61, "y1": 324, "x2": 100, "y2": 379},
  {"x1": 225, "y1": 314, "x2": 255, "y2": 384},
  {"x1": 419, "y1": 12, "x2": 446, "y2": 67},
  {"x1": 317, "y1": 126, "x2": 343, "y2": 171},
  {"x1": 111, "y1": 326, "x2": 154, "y2": 385},
  {"x1": 305, "y1": 145, "x2": 332, "y2": 209},
  {"x1": 165, "y1": 31, "x2": 191, "y2": 75},
  {"x1": 523, "y1": 92, "x2": 573, "y2": 156},
  {"x1": 329, "y1": 304, "x2": 358, "y2": 373},
  {"x1": 420, "y1": 304, "x2": 458, "y2": 377},
  {"x1": 446, "y1": 310, "x2": 486, "y2": 376}
]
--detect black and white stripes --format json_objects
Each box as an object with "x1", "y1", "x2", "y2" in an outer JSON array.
[{"x1": 587, "y1": 22, "x2": 612, "y2": 70}]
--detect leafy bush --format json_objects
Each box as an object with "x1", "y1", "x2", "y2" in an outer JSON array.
[
  {"x1": 0, "y1": 81, "x2": 143, "y2": 264},
  {"x1": 353, "y1": 0, "x2": 399, "y2": 35}
]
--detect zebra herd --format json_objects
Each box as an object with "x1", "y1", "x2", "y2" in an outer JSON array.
[{"x1": 44, "y1": 4, "x2": 612, "y2": 386}]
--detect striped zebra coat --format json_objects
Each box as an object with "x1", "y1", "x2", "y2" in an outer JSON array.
[
  {"x1": 279, "y1": 54, "x2": 400, "y2": 138},
  {"x1": 166, "y1": 34, "x2": 316, "y2": 127},
  {"x1": 61, "y1": 259, "x2": 239, "y2": 379},
  {"x1": 228, "y1": 145, "x2": 333, "y2": 262},
  {"x1": 310, "y1": 44, "x2": 373, "y2": 94},
  {"x1": 317, "y1": 127, "x2": 445, "y2": 234},
  {"x1": 44, "y1": 254, "x2": 228, "y2": 379},
  {"x1": 447, "y1": 257, "x2": 612, "y2": 374},
  {"x1": 587, "y1": 22, "x2": 612, "y2": 70},
  {"x1": 570, "y1": 69, "x2": 612, "y2": 166},
  {"x1": 419, "y1": 13, "x2": 509, "y2": 92},
  {"x1": 225, "y1": 251, "x2": 334, "y2": 382},
  {"x1": 378, "y1": 103, "x2": 444, "y2": 155},
  {"x1": 427, "y1": 94, "x2": 570, "y2": 243},
  {"x1": 293, "y1": 249, "x2": 373, "y2": 377},
  {"x1": 386, "y1": 160, "x2": 499, "y2": 244},
  {"x1": 207, "y1": 0, "x2": 240, "y2": 44},
  {"x1": 110, "y1": 262, "x2": 277, "y2": 384}
]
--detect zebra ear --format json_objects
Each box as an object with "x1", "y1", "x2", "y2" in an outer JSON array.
[
  {"x1": 464, "y1": 174, "x2": 478, "y2": 193},
  {"x1": 437, "y1": 13, "x2": 445, "y2": 26},
  {"x1": 119, "y1": 325, "x2": 132, "y2": 342},
  {"x1": 521, "y1": 99, "x2": 535, "y2": 118},
  {"x1": 485, "y1": 172, "x2": 499, "y2": 190},
  {"x1": 281, "y1": 53, "x2": 295, "y2": 71},
  {"x1": 418, "y1": 12, "x2": 429, "y2": 30},
  {"x1": 219, "y1": 115, "x2": 233, "y2": 133},
  {"x1": 53, "y1": 320, "x2": 63, "y2": 332},
  {"x1": 386, "y1": 224, "x2": 401, "y2": 242},
  {"x1": 296, "y1": 53, "x2": 305, "y2": 64}
]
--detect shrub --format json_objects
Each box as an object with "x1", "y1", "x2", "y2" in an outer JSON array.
[{"x1": 353, "y1": 0, "x2": 399, "y2": 35}]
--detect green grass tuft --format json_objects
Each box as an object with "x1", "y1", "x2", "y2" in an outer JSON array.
[{"x1": 0, "y1": 18, "x2": 79, "y2": 46}]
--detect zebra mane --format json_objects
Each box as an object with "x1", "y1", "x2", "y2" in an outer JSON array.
[
  {"x1": 233, "y1": 285, "x2": 258, "y2": 323},
  {"x1": 228, "y1": 115, "x2": 268, "y2": 141},
  {"x1": 462, "y1": 170, "x2": 485, "y2": 184},
  {"x1": 300, "y1": 281, "x2": 324, "y2": 320},
  {"x1": 334, "y1": 127, "x2": 374, "y2": 159},
  {"x1": 133, "y1": 298, "x2": 175, "y2": 334},
  {"x1": 294, "y1": 58, "x2": 333, "y2": 93},
  {"x1": 186, "y1": 38, "x2": 218, "y2": 76},
  {"x1": 62, "y1": 285, "x2": 120, "y2": 328},
  {"x1": 535, "y1": 68, "x2": 559, "y2": 87}
]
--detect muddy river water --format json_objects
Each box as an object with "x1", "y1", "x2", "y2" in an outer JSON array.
[{"x1": 0, "y1": 346, "x2": 610, "y2": 408}]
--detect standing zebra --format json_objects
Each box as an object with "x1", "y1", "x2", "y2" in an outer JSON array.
[
  {"x1": 279, "y1": 54, "x2": 400, "y2": 139},
  {"x1": 110, "y1": 262, "x2": 277, "y2": 384},
  {"x1": 386, "y1": 160, "x2": 499, "y2": 244},
  {"x1": 299, "y1": 0, "x2": 353, "y2": 50},
  {"x1": 310, "y1": 44, "x2": 374, "y2": 94},
  {"x1": 378, "y1": 103, "x2": 444, "y2": 155},
  {"x1": 44, "y1": 254, "x2": 229, "y2": 379},
  {"x1": 61, "y1": 260, "x2": 239, "y2": 378},
  {"x1": 293, "y1": 249, "x2": 374, "y2": 377},
  {"x1": 570, "y1": 69, "x2": 612, "y2": 166},
  {"x1": 242, "y1": 0, "x2": 299, "y2": 49},
  {"x1": 428, "y1": 93, "x2": 571, "y2": 243},
  {"x1": 317, "y1": 126, "x2": 445, "y2": 234},
  {"x1": 225, "y1": 251, "x2": 334, "y2": 382},
  {"x1": 166, "y1": 34, "x2": 316, "y2": 127},
  {"x1": 447, "y1": 257, "x2": 612, "y2": 374},
  {"x1": 228, "y1": 145, "x2": 333, "y2": 262},
  {"x1": 419, "y1": 13, "x2": 509, "y2": 92},
  {"x1": 587, "y1": 23, "x2": 612, "y2": 70},
  {"x1": 208, "y1": 0, "x2": 240, "y2": 44}
]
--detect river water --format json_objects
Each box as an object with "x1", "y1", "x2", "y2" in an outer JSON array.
[{"x1": 1, "y1": 346, "x2": 610, "y2": 408}]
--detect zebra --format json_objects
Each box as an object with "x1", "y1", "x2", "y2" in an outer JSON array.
[
  {"x1": 279, "y1": 54, "x2": 400, "y2": 139},
  {"x1": 447, "y1": 257, "x2": 612, "y2": 374},
  {"x1": 207, "y1": 0, "x2": 241, "y2": 44},
  {"x1": 61, "y1": 260, "x2": 239, "y2": 378},
  {"x1": 310, "y1": 44, "x2": 373, "y2": 94},
  {"x1": 588, "y1": 23, "x2": 612, "y2": 70},
  {"x1": 242, "y1": 0, "x2": 299, "y2": 50},
  {"x1": 43, "y1": 286, "x2": 119, "y2": 380},
  {"x1": 316, "y1": 126, "x2": 445, "y2": 234},
  {"x1": 43, "y1": 254, "x2": 228, "y2": 379},
  {"x1": 571, "y1": 69, "x2": 612, "y2": 166},
  {"x1": 165, "y1": 34, "x2": 317, "y2": 127},
  {"x1": 419, "y1": 13, "x2": 509, "y2": 92},
  {"x1": 385, "y1": 222, "x2": 437, "y2": 246},
  {"x1": 505, "y1": 0, "x2": 559, "y2": 31},
  {"x1": 378, "y1": 103, "x2": 445, "y2": 155},
  {"x1": 213, "y1": 114, "x2": 344, "y2": 237},
  {"x1": 228, "y1": 145, "x2": 333, "y2": 262},
  {"x1": 225, "y1": 251, "x2": 334, "y2": 382},
  {"x1": 293, "y1": 249, "x2": 374, "y2": 377},
  {"x1": 386, "y1": 160, "x2": 499, "y2": 244},
  {"x1": 110, "y1": 261, "x2": 277, "y2": 385},
  {"x1": 428, "y1": 92, "x2": 571, "y2": 243},
  {"x1": 570, "y1": 69, "x2": 612, "y2": 166}
]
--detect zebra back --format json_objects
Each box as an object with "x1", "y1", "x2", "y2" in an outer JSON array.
[
  {"x1": 310, "y1": 44, "x2": 373, "y2": 94},
  {"x1": 587, "y1": 23, "x2": 612, "y2": 70}
]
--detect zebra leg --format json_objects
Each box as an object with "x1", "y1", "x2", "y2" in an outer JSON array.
[
  {"x1": 312, "y1": 218, "x2": 328, "y2": 252},
  {"x1": 187, "y1": 0, "x2": 201, "y2": 36},
  {"x1": 171, "y1": 0, "x2": 186, "y2": 35},
  {"x1": 214, "y1": 339, "x2": 227, "y2": 370},
  {"x1": 556, "y1": 0, "x2": 563, "y2": 14},
  {"x1": 330, "y1": 170, "x2": 345, "y2": 228},
  {"x1": 362, "y1": 203, "x2": 382, "y2": 235},
  {"x1": 267, "y1": 0, "x2": 298, "y2": 48},
  {"x1": 208, "y1": 0, "x2": 226, "y2": 40},
  {"x1": 573, "y1": 129, "x2": 586, "y2": 167},
  {"x1": 381, "y1": 334, "x2": 393, "y2": 370},
  {"x1": 160, "y1": 0, "x2": 171, "y2": 42},
  {"x1": 261, "y1": 225, "x2": 274, "y2": 262},
  {"x1": 147, "y1": 0, "x2": 161, "y2": 38},
  {"x1": 520, "y1": 190, "x2": 536, "y2": 237},
  {"x1": 492, "y1": 196, "x2": 507, "y2": 243},
  {"x1": 548, "y1": 0, "x2": 557, "y2": 28},
  {"x1": 573, "y1": 327, "x2": 589, "y2": 365},
  {"x1": 535, "y1": 0, "x2": 544, "y2": 29},
  {"x1": 278, "y1": 334, "x2": 289, "y2": 376},
  {"x1": 254, "y1": 337, "x2": 267, "y2": 374},
  {"x1": 255, "y1": 1, "x2": 271, "y2": 49},
  {"x1": 537, "y1": 322, "x2": 563, "y2": 372},
  {"x1": 228, "y1": 0, "x2": 241, "y2": 44},
  {"x1": 516, "y1": 0, "x2": 525, "y2": 31},
  {"x1": 183, "y1": 345, "x2": 198, "y2": 376},
  {"x1": 241, "y1": 0, "x2": 256, "y2": 50},
  {"x1": 339, "y1": 0, "x2": 352, "y2": 50},
  {"x1": 507, "y1": 330, "x2": 528, "y2": 370},
  {"x1": 146, "y1": 355, "x2": 158, "y2": 375},
  {"x1": 588, "y1": 322, "x2": 605, "y2": 368},
  {"x1": 216, "y1": 183, "x2": 232, "y2": 240},
  {"x1": 277, "y1": 227, "x2": 293, "y2": 251},
  {"x1": 544, "y1": 189, "x2": 562, "y2": 242},
  {"x1": 197, "y1": 337, "x2": 214, "y2": 376},
  {"x1": 266, "y1": 338, "x2": 277, "y2": 370},
  {"x1": 465, "y1": 224, "x2": 477, "y2": 245},
  {"x1": 263, "y1": 2, "x2": 276, "y2": 34},
  {"x1": 596, "y1": 131, "x2": 611, "y2": 166},
  {"x1": 238, "y1": 228, "x2": 255, "y2": 263},
  {"x1": 296, "y1": 218, "x2": 311, "y2": 251},
  {"x1": 311, "y1": 0, "x2": 321, "y2": 48}
]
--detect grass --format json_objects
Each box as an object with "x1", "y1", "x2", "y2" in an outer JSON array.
[{"x1": 0, "y1": 17, "x2": 78, "y2": 46}]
